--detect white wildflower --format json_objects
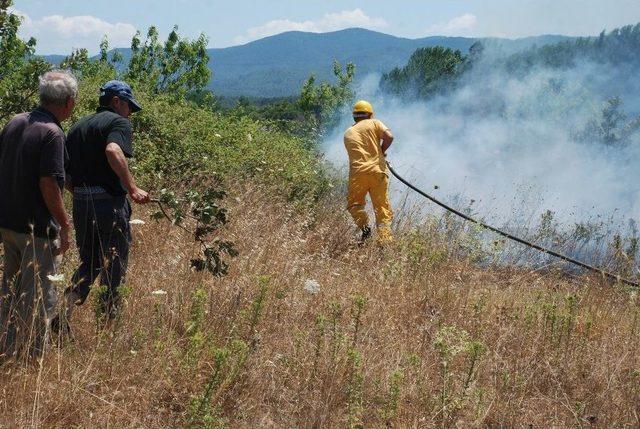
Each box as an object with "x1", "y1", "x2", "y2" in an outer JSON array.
[
  {"x1": 129, "y1": 219, "x2": 146, "y2": 225},
  {"x1": 151, "y1": 289, "x2": 168, "y2": 296},
  {"x1": 304, "y1": 279, "x2": 320, "y2": 294},
  {"x1": 247, "y1": 133, "x2": 253, "y2": 142},
  {"x1": 47, "y1": 273, "x2": 65, "y2": 283},
  {"x1": 214, "y1": 133, "x2": 222, "y2": 138}
]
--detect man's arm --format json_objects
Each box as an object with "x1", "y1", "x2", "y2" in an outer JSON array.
[
  {"x1": 105, "y1": 142, "x2": 149, "y2": 204},
  {"x1": 381, "y1": 129, "x2": 394, "y2": 155},
  {"x1": 39, "y1": 177, "x2": 71, "y2": 255}
]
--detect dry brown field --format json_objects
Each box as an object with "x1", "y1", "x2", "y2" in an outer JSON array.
[{"x1": 1, "y1": 186, "x2": 639, "y2": 428}]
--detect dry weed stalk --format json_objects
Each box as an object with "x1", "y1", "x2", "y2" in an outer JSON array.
[{"x1": 0, "y1": 184, "x2": 639, "y2": 428}]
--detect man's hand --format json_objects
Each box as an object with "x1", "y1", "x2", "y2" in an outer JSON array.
[
  {"x1": 56, "y1": 224, "x2": 71, "y2": 256},
  {"x1": 129, "y1": 186, "x2": 150, "y2": 204},
  {"x1": 40, "y1": 176, "x2": 72, "y2": 255},
  {"x1": 105, "y1": 143, "x2": 149, "y2": 203}
]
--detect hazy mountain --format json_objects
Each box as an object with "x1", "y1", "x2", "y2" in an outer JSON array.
[
  {"x1": 41, "y1": 54, "x2": 66, "y2": 65},
  {"x1": 42, "y1": 28, "x2": 573, "y2": 98}
]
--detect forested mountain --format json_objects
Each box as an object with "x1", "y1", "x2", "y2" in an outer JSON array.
[
  {"x1": 205, "y1": 28, "x2": 476, "y2": 97},
  {"x1": 381, "y1": 23, "x2": 640, "y2": 101},
  {"x1": 42, "y1": 28, "x2": 573, "y2": 98}
]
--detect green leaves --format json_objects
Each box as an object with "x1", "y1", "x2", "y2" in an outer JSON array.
[
  {"x1": 380, "y1": 46, "x2": 466, "y2": 99},
  {"x1": 152, "y1": 187, "x2": 237, "y2": 277},
  {"x1": 59, "y1": 44, "x2": 119, "y2": 81},
  {"x1": 298, "y1": 60, "x2": 355, "y2": 132},
  {"x1": 125, "y1": 25, "x2": 211, "y2": 96},
  {"x1": 576, "y1": 96, "x2": 640, "y2": 147},
  {"x1": 0, "y1": 1, "x2": 50, "y2": 122}
]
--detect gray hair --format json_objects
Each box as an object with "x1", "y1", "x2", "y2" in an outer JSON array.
[{"x1": 39, "y1": 70, "x2": 78, "y2": 106}]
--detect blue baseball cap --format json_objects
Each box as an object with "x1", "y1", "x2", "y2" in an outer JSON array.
[{"x1": 100, "y1": 80, "x2": 142, "y2": 112}]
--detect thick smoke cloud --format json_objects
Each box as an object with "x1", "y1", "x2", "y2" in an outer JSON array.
[{"x1": 323, "y1": 50, "x2": 640, "y2": 241}]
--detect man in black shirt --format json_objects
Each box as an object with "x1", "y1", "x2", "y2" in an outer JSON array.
[
  {"x1": 64, "y1": 80, "x2": 149, "y2": 322},
  {"x1": 0, "y1": 70, "x2": 77, "y2": 360}
]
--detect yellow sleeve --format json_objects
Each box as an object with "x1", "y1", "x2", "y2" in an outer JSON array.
[{"x1": 374, "y1": 119, "x2": 390, "y2": 137}]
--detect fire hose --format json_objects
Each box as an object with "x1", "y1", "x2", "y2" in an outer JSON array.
[{"x1": 386, "y1": 161, "x2": 640, "y2": 288}]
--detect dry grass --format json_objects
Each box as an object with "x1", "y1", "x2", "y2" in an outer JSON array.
[{"x1": 2, "y1": 185, "x2": 640, "y2": 428}]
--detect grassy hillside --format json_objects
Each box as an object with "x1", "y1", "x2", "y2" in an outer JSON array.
[
  {"x1": 5, "y1": 9, "x2": 640, "y2": 427},
  {"x1": 1, "y1": 187, "x2": 638, "y2": 428}
]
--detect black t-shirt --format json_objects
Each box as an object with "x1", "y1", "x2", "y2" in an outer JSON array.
[
  {"x1": 0, "y1": 108, "x2": 66, "y2": 238},
  {"x1": 66, "y1": 106, "x2": 133, "y2": 196}
]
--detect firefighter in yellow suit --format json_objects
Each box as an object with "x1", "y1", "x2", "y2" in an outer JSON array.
[{"x1": 343, "y1": 100, "x2": 394, "y2": 243}]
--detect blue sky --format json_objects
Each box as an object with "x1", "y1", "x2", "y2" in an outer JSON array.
[{"x1": 13, "y1": 0, "x2": 640, "y2": 54}]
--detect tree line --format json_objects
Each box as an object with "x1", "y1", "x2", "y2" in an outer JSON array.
[{"x1": 379, "y1": 23, "x2": 640, "y2": 147}]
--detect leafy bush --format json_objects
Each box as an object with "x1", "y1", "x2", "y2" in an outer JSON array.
[
  {"x1": 127, "y1": 93, "x2": 331, "y2": 202},
  {"x1": 0, "y1": 1, "x2": 50, "y2": 122},
  {"x1": 27, "y1": 25, "x2": 332, "y2": 204},
  {"x1": 0, "y1": 14, "x2": 335, "y2": 282},
  {"x1": 380, "y1": 46, "x2": 466, "y2": 99}
]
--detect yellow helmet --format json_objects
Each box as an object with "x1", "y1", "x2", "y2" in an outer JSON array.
[{"x1": 352, "y1": 100, "x2": 374, "y2": 117}]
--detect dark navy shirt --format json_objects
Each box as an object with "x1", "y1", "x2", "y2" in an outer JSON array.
[
  {"x1": 66, "y1": 106, "x2": 133, "y2": 196},
  {"x1": 0, "y1": 107, "x2": 66, "y2": 238}
]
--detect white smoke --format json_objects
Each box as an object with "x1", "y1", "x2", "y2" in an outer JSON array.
[{"x1": 323, "y1": 50, "x2": 640, "y2": 240}]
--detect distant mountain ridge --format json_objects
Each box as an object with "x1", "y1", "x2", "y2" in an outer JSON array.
[{"x1": 42, "y1": 28, "x2": 574, "y2": 98}]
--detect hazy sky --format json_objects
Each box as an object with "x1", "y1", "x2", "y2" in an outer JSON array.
[{"x1": 12, "y1": 0, "x2": 640, "y2": 54}]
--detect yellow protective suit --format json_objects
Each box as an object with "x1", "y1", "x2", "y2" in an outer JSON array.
[
  {"x1": 344, "y1": 118, "x2": 393, "y2": 242},
  {"x1": 347, "y1": 172, "x2": 393, "y2": 241}
]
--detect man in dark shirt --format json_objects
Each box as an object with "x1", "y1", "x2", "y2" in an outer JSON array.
[
  {"x1": 64, "y1": 80, "x2": 149, "y2": 322},
  {"x1": 0, "y1": 70, "x2": 77, "y2": 361}
]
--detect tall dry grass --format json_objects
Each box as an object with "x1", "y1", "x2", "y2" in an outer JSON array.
[{"x1": 1, "y1": 184, "x2": 640, "y2": 428}]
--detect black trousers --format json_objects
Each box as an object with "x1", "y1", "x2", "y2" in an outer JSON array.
[{"x1": 70, "y1": 193, "x2": 131, "y2": 314}]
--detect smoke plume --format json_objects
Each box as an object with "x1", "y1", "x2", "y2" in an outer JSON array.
[{"x1": 324, "y1": 48, "x2": 640, "y2": 238}]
